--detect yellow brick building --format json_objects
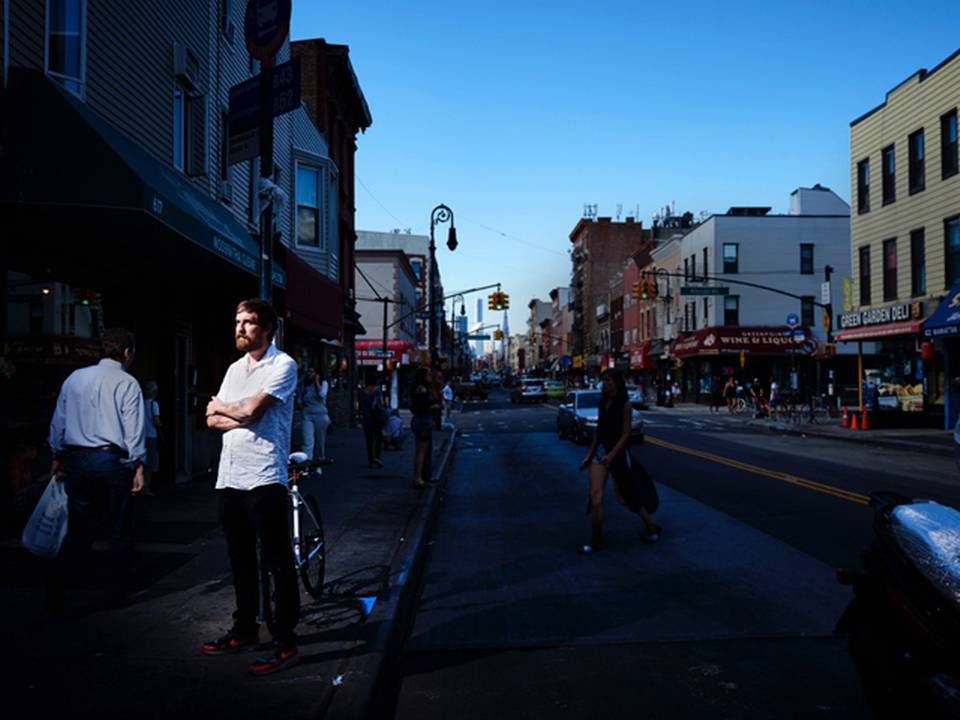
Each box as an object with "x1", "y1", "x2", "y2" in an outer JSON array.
[{"x1": 846, "y1": 49, "x2": 959, "y2": 428}]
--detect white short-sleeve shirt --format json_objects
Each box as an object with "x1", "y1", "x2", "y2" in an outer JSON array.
[{"x1": 215, "y1": 344, "x2": 298, "y2": 491}]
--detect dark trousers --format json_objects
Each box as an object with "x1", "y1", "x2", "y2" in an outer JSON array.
[
  {"x1": 219, "y1": 485, "x2": 299, "y2": 647},
  {"x1": 47, "y1": 451, "x2": 137, "y2": 602},
  {"x1": 363, "y1": 422, "x2": 382, "y2": 465}
]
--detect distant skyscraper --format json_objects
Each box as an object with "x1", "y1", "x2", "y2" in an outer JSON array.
[{"x1": 477, "y1": 298, "x2": 483, "y2": 323}]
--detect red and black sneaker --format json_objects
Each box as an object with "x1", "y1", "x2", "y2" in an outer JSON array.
[
  {"x1": 248, "y1": 645, "x2": 299, "y2": 676},
  {"x1": 201, "y1": 629, "x2": 259, "y2": 656}
]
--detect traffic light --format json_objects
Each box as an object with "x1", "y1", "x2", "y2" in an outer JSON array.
[
  {"x1": 488, "y1": 292, "x2": 497, "y2": 311},
  {"x1": 631, "y1": 280, "x2": 642, "y2": 299},
  {"x1": 640, "y1": 278, "x2": 651, "y2": 300},
  {"x1": 500, "y1": 292, "x2": 509, "y2": 310},
  {"x1": 494, "y1": 329, "x2": 503, "y2": 340},
  {"x1": 648, "y1": 278, "x2": 659, "y2": 299}
]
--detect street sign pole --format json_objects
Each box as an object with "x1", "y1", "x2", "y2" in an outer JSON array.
[
  {"x1": 258, "y1": 60, "x2": 273, "y2": 302},
  {"x1": 244, "y1": 0, "x2": 292, "y2": 302}
]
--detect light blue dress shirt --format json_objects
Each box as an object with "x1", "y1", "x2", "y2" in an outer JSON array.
[{"x1": 48, "y1": 358, "x2": 147, "y2": 466}]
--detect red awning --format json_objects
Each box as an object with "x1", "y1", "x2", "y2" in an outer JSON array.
[
  {"x1": 834, "y1": 319, "x2": 924, "y2": 342},
  {"x1": 282, "y1": 250, "x2": 343, "y2": 340},
  {"x1": 672, "y1": 326, "x2": 814, "y2": 358}
]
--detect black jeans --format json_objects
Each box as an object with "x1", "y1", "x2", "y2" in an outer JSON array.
[
  {"x1": 363, "y1": 422, "x2": 382, "y2": 465},
  {"x1": 47, "y1": 450, "x2": 137, "y2": 602},
  {"x1": 219, "y1": 485, "x2": 299, "y2": 647}
]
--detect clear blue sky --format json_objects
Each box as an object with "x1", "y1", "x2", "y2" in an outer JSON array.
[{"x1": 292, "y1": 1, "x2": 960, "y2": 336}]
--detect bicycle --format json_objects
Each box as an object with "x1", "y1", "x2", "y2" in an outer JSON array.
[{"x1": 260, "y1": 451, "x2": 326, "y2": 633}]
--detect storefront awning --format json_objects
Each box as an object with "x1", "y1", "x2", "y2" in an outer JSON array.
[
  {"x1": 281, "y1": 248, "x2": 343, "y2": 340},
  {"x1": 834, "y1": 319, "x2": 924, "y2": 342},
  {"x1": 1, "y1": 69, "x2": 283, "y2": 286},
  {"x1": 673, "y1": 326, "x2": 815, "y2": 358},
  {"x1": 923, "y1": 285, "x2": 960, "y2": 338}
]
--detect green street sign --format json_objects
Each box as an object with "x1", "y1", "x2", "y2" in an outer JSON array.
[
  {"x1": 681, "y1": 286, "x2": 729, "y2": 296},
  {"x1": 467, "y1": 334, "x2": 491, "y2": 340}
]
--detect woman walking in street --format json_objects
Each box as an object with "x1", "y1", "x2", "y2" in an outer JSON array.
[{"x1": 579, "y1": 369, "x2": 661, "y2": 552}]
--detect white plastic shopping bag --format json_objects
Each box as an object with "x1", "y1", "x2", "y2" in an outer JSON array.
[{"x1": 21, "y1": 478, "x2": 69, "y2": 558}]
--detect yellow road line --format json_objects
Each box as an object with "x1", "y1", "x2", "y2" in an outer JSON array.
[{"x1": 646, "y1": 435, "x2": 870, "y2": 506}]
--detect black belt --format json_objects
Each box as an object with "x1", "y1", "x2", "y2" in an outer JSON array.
[{"x1": 64, "y1": 444, "x2": 128, "y2": 457}]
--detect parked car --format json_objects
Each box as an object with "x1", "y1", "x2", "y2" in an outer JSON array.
[
  {"x1": 557, "y1": 390, "x2": 644, "y2": 444},
  {"x1": 456, "y1": 381, "x2": 488, "y2": 402},
  {"x1": 511, "y1": 378, "x2": 547, "y2": 404},
  {"x1": 954, "y1": 414, "x2": 960, "y2": 473},
  {"x1": 544, "y1": 379, "x2": 566, "y2": 400},
  {"x1": 625, "y1": 384, "x2": 648, "y2": 409}
]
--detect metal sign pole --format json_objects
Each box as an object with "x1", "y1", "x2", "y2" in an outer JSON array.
[{"x1": 258, "y1": 59, "x2": 273, "y2": 301}]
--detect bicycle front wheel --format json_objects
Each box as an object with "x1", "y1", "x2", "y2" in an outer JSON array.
[{"x1": 296, "y1": 494, "x2": 326, "y2": 597}]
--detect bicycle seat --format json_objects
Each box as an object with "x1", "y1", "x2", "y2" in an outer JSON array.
[{"x1": 289, "y1": 452, "x2": 309, "y2": 465}]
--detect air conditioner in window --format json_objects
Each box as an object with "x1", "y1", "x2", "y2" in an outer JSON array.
[
  {"x1": 173, "y1": 42, "x2": 201, "y2": 93},
  {"x1": 220, "y1": 179, "x2": 233, "y2": 203}
]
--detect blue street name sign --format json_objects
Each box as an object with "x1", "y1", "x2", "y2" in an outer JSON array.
[
  {"x1": 228, "y1": 57, "x2": 301, "y2": 134},
  {"x1": 467, "y1": 334, "x2": 491, "y2": 341}
]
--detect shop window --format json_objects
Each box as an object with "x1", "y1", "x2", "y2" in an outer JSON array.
[
  {"x1": 723, "y1": 243, "x2": 739, "y2": 273},
  {"x1": 801, "y1": 296, "x2": 815, "y2": 327},
  {"x1": 942, "y1": 109, "x2": 958, "y2": 180},
  {"x1": 883, "y1": 238, "x2": 898, "y2": 301},
  {"x1": 857, "y1": 158, "x2": 870, "y2": 214},
  {"x1": 911, "y1": 229, "x2": 926, "y2": 296},
  {"x1": 800, "y1": 244, "x2": 814, "y2": 275},
  {"x1": 909, "y1": 129, "x2": 925, "y2": 194},
  {"x1": 859, "y1": 246, "x2": 871, "y2": 305},
  {"x1": 723, "y1": 296, "x2": 739, "y2": 326},
  {"x1": 45, "y1": 0, "x2": 86, "y2": 98},
  {"x1": 947, "y1": 216, "x2": 960, "y2": 288},
  {"x1": 881, "y1": 144, "x2": 896, "y2": 205}
]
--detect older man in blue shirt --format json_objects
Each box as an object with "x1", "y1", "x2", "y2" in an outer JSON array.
[{"x1": 47, "y1": 328, "x2": 146, "y2": 615}]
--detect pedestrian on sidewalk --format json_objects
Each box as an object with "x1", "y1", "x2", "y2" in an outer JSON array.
[
  {"x1": 442, "y1": 378, "x2": 455, "y2": 430},
  {"x1": 710, "y1": 375, "x2": 723, "y2": 413},
  {"x1": 383, "y1": 408, "x2": 405, "y2": 450},
  {"x1": 202, "y1": 298, "x2": 301, "y2": 676},
  {"x1": 578, "y1": 369, "x2": 662, "y2": 553},
  {"x1": 142, "y1": 380, "x2": 161, "y2": 495},
  {"x1": 46, "y1": 328, "x2": 146, "y2": 616},
  {"x1": 410, "y1": 368, "x2": 433, "y2": 489},
  {"x1": 359, "y1": 380, "x2": 386, "y2": 469},
  {"x1": 299, "y1": 367, "x2": 331, "y2": 470},
  {"x1": 723, "y1": 376, "x2": 737, "y2": 414}
]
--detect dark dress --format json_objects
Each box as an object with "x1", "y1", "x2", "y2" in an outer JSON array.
[
  {"x1": 596, "y1": 399, "x2": 630, "y2": 478},
  {"x1": 596, "y1": 399, "x2": 656, "y2": 514}
]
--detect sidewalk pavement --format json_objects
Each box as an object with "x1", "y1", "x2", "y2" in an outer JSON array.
[
  {"x1": 2, "y1": 409, "x2": 458, "y2": 720},
  {"x1": 646, "y1": 402, "x2": 955, "y2": 457}
]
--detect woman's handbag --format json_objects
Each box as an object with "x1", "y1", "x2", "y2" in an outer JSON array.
[
  {"x1": 21, "y1": 476, "x2": 69, "y2": 558},
  {"x1": 615, "y1": 451, "x2": 660, "y2": 515}
]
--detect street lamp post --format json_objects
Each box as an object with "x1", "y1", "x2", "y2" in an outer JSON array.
[{"x1": 429, "y1": 204, "x2": 457, "y2": 368}]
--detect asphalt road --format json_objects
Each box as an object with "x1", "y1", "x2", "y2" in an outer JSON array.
[{"x1": 389, "y1": 390, "x2": 958, "y2": 719}]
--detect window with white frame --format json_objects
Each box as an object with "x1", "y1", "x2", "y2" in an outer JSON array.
[
  {"x1": 296, "y1": 165, "x2": 322, "y2": 247},
  {"x1": 46, "y1": 0, "x2": 86, "y2": 97}
]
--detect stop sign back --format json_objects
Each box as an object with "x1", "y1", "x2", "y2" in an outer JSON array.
[{"x1": 244, "y1": 0, "x2": 292, "y2": 61}]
